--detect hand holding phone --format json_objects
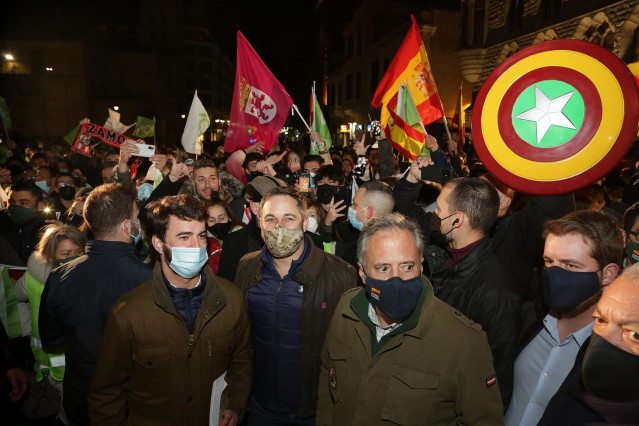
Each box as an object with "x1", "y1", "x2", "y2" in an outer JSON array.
[
  {"x1": 131, "y1": 143, "x2": 156, "y2": 158},
  {"x1": 420, "y1": 165, "x2": 452, "y2": 184}
]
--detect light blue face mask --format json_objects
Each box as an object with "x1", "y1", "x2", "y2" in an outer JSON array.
[
  {"x1": 35, "y1": 180, "x2": 50, "y2": 193},
  {"x1": 137, "y1": 183, "x2": 154, "y2": 201},
  {"x1": 165, "y1": 243, "x2": 208, "y2": 278},
  {"x1": 348, "y1": 206, "x2": 367, "y2": 231},
  {"x1": 128, "y1": 218, "x2": 142, "y2": 246}
]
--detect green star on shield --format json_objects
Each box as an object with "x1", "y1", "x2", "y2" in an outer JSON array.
[{"x1": 512, "y1": 80, "x2": 585, "y2": 147}]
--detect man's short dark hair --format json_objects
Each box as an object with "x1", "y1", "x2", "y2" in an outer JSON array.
[
  {"x1": 146, "y1": 194, "x2": 208, "y2": 243},
  {"x1": 624, "y1": 201, "x2": 639, "y2": 235},
  {"x1": 193, "y1": 157, "x2": 218, "y2": 173},
  {"x1": 10, "y1": 181, "x2": 44, "y2": 203},
  {"x1": 543, "y1": 210, "x2": 623, "y2": 269},
  {"x1": 261, "y1": 186, "x2": 307, "y2": 220},
  {"x1": 359, "y1": 181, "x2": 395, "y2": 214},
  {"x1": 445, "y1": 177, "x2": 499, "y2": 234},
  {"x1": 30, "y1": 153, "x2": 48, "y2": 164},
  {"x1": 55, "y1": 172, "x2": 74, "y2": 184},
  {"x1": 242, "y1": 152, "x2": 265, "y2": 169},
  {"x1": 84, "y1": 183, "x2": 137, "y2": 239},
  {"x1": 315, "y1": 165, "x2": 345, "y2": 185},
  {"x1": 303, "y1": 155, "x2": 324, "y2": 167}
]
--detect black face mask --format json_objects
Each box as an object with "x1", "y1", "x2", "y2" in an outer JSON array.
[
  {"x1": 208, "y1": 221, "x2": 231, "y2": 240},
  {"x1": 582, "y1": 333, "x2": 639, "y2": 400},
  {"x1": 59, "y1": 186, "x2": 76, "y2": 200},
  {"x1": 73, "y1": 176, "x2": 86, "y2": 187},
  {"x1": 542, "y1": 266, "x2": 601, "y2": 313},
  {"x1": 365, "y1": 275, "x2": 423, "y2": 320},
  {"x1": 246, "y1": 171, "x2": 263, "y2": 182},
  {"x1": 65, "y1": 213, "x2": 84, "y2": 228}
]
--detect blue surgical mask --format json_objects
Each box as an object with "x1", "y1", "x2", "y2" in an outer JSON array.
[
  {"x1": 128, "y1": 218, "x2": 142, "y2": 246},
  {"x1": 165, "y1": 243, "x2": 208, "y2": 278},
  {"x1": 348, "y1": 206, "x2": 366, "y2": 231},
  {"x1": 58, "y1": 168, "x2": 69, "y2": 173},
  {"x1": 137, "y1": 183, "x2": 154, "y2": 201},
  {"x1": 365, "y1": 275, "x2": 423, "y2": 320},
  {"x1": 35, "y1": 180, "x2": 50, "y2": 193}
]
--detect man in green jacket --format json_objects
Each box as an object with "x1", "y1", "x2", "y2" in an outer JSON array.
[
  {"x1": 316, "y1": 213, "x2": 504, "y2": 425},
  {"x1": 89, "y1": 195, "x2": 252, "y2": 425}
]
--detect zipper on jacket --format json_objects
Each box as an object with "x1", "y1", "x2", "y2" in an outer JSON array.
[
  {"x1": 188, "y1": 334, "x2": 194, "y2": 346},
  {"x1": 208, "y1": 343, "x2": 212, "y2": 358}
]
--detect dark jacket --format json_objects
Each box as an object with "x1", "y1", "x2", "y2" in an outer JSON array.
[
  {"x1": 235, "y1": 242, "x2": 360, "y2": 418},
  {"x1": 247, "y1": 238, "x2": 311, "y2": 413},
  {"x1": 89, "y1": 263, "x2": 252, "y2": 425},
  {"x1": 39, "y1": 240, "x2": 152, "y2": 426},
  {"x1": 425, "y1": 238, "x2": 521, "y2": 406},
  {"x1": 316, "y1": 281, "x2": 505, "y2": 425},
  {"x1": 490, "y1": 194, "x2": 575, "y2": 301},
  {"x1": 538, "y1": 336, "x2": 639, "y2": 425},
  {"x1": 0, "y1": 211, "x2": 47, "y2": 265}
]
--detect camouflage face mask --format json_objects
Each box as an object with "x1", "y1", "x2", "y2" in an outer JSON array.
[{"x1": 263, "y1": 224, "x2": 304, "y2": 258}]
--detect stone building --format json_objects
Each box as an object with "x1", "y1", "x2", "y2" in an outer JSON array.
[{"x1": 457, "y1": 0, "x2": 639, "y2": 96}]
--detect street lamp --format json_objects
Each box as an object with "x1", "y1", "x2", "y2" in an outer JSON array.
[
  {"x1": 181, "y1": 114, "x2": 186, "y2": 119},
  {"x1": 4, "y1": 54, "x2": 14, "y2": 61},
  {"x1": 113, "y1": 106, "x2": 119, "y2": 111}
]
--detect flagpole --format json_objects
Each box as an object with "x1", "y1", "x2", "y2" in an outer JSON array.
[{"x1": 292, "y1": 104, "x2": 310, "y2": 131}]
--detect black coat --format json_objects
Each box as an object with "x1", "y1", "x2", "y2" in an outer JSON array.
[
  {"x1": 0, "y1": 211, "x2": 47, "y2": 265},
  {"x1": 425, "y1": 238, "x2": 521, "y2": 407},
  {"x1": 39, "y1": 240, "x2": 152, "y2": 426},
  {"x1": 490, "y1": 194, "x2": 575, "y2": 301},
  {"x1": 538, "y1": 337, "x2": 639, "y2": 425}
]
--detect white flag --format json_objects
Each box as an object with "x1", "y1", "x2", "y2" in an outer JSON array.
[
  {"x1": 104, "y1": 108, "x2": 134, "y2": 134},
  {"x1": 181, "y1": 91, "x2": 210, "y2": 155}
]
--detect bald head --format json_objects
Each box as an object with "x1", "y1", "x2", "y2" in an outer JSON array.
[
  {"x1": 592, "y1": 263, "x2": 639, "y2": 355},
  {"x1": 358, "y1": 181, "x2": 395, "y2": 217}
]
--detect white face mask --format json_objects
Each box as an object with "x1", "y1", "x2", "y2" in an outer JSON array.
[{"x1": 306, "y1": 216, "x2": 318, "y2": 233}]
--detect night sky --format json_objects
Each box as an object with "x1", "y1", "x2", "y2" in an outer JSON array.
[{"x1": 0, "y1": 0, "x2": 357, "y2": 114}]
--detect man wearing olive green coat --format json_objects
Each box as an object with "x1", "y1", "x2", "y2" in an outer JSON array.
[{"x1": 316, "y1": 213, "x2": 504, "y2": 425}]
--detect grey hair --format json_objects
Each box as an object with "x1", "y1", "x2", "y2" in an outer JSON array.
[
  {"x1": 620, "y1": 262, "x2": 639, "y2": 282},
  {"x1": 357, "y1": 212, "x2": 424, "y2": 271}
]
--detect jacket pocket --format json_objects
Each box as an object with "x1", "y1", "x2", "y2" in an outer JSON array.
[
  {"x1": 382, "y1": 364, "x2": 441, "y2": 425},
  {"x1": 132, "y1": 345, "x2": 171, "y2": 369},
  {"x1": 326, "y1": 339, "x2": 351, "y2": 403}
]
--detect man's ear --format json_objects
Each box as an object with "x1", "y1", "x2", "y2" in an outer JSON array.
[
  {"x1": 357, "y1": 262, "x2": 366, "y2": 284},
  {"x1": 499, "y1": 194, "x2": 512, "y2": 210},
  {"x1": 249, "y1": 201, "x2": 261, "y2": 217},
  {"x1": 37, "y1": 200, "x2": 44, "y2": 211},
  {"x1": 302, "y1": 216, "x2": 309, "y2": 233},
  {"x1": 151, "y1": 235, "x2": 164, "y2": 256},
  {"x1": 601, "y1": 263, "x2": 620, "y2": 286}
]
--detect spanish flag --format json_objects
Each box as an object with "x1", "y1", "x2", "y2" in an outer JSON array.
[
  {"x1": 452, "y1": 81, "x2": 465, "y2": 152},
  {"x1": 386, "y1": 84, "x2": 426, "y2": 159},
  {"x1": 371, "y1": 15, "x2": 444, "y2": 130}
]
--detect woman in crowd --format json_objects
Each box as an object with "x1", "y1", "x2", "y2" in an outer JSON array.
[
  {"x1": 206, "y1": 198, "x2": 241, "y2": 274},
  {"x1": 16, "y1": 224, "x2": 86, "y2": 423}
]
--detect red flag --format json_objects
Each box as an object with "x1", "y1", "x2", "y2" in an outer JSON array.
[
  {"x1": 371, "y1": 15, "x2": 444, "y2": 129},
  {"x1": 225, "y1": 31, "x2": 294, "y2": 153}
]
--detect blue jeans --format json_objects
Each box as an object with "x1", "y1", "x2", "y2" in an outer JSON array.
[{"x1": 247, "y1": 397, "x2": 316, "y2": 426}]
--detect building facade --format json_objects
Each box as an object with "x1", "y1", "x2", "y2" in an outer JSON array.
[{"x1": 457, "y1": 0, "x2": 639, "y2": 96}]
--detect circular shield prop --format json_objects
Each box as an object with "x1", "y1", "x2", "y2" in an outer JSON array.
[{"x1": 472, "y1": 40, "x2": 639, "y2": 194}]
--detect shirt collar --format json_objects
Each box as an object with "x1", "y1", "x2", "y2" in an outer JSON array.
[{"x1": 543, "y1": 313, "x2": 594, "y2": 346}]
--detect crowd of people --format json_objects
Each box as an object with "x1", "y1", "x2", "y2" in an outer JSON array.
[{"x1": 1, "y1": 120, "x2": 638, "y2": 425}]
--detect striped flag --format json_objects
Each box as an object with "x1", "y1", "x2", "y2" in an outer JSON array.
[
  {"x1": 309, "y1": 85, "x2": 332, "y2": 154},
  {"x1": 372, "y1": 15, "x2": 444, "y2": 130},
  {"x1": 386, "y1": 84, "x2": 426, "y2": 160}
]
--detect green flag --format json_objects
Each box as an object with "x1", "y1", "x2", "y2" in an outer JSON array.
[
  {"x1": 0, "y1": 96, "x2": 12, "y2": 132},
  {"x1": 133, "y1": 116, "x2": 156, "y2": 138},
  {"x1": 62, "y1": 124, "x2": 81, "y2": 145},
  {"x1": 309, "y1": 89, "x2": 332, "y2": 155}
]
